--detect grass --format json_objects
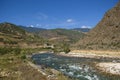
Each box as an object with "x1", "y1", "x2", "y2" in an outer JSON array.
[
  {"x1": 0, "y1": 47, "x2": 48, "y2": 80},
  {"x1": 0, "y1": 47, "x2": 71, "y2": 80},
  {"x1": 0, "y1": 52, "x2": 47, "y2": 80},
  {"x1": 57, "y1": 73, "x2": 70, "y2": 80}
]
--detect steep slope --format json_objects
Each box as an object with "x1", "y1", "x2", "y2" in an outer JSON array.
[
  {"x1": 0, "y1": 22, "x2": 44, "y2": 48},
  {"x1": 75, "y1": 2, "x2": 120, "y2": 50}
]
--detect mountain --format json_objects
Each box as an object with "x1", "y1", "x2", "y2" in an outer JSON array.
[
  {"x1": 75, "y1": 2, "x2": 120, "y2": 50},
  {"x1": 19, "y1": 26, "x2": 85, "y2": 44},
  {"x1": 19, "y1": 26, "x2": 46, "y2": 33},
  {"x1": 0, "y1": 22, "x2": 45, "y2": 48},
  {"x1": 71, "y1": 28, "x2": 91, "y2": 32},
  {"x1": 0, "y1": 22, "x2": 86, "y2": 48},
  {"x1": 35, "y1": 28, "x2": 85, "y2": 44},
  {"x1": 0, "y1": 22, "x2": 26, "y2": 35}
]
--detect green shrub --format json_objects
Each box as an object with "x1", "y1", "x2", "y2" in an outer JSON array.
[
  {"x1": 21, "y1": 54, "x2": 26, "y2": 59},
  {"x1": 62, "y1": 43, "x2": 70, "y2": 53},
  {"x1": 13, "y1": 47, "x2": 21, "y2": 55},
  {"x1": 0, "y1": 47, "x2": 13, "y2": 55},
  {"x1": 0, "y1": 47, "x2": 21, "y2": 55},
  {"x1": 63, "y1": 47, "x2": 70, "y2": 53},
  {"x1": 53, "y1": 43, "x2": 70, "y2": 53}
]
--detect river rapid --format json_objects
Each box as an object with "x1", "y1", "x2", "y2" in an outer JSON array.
[{"x1": 32, "y1": 53, "x2": 120, "y2": 80}]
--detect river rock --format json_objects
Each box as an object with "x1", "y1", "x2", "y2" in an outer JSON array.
[{"x1": 96, "y1": 62, "x2": 120, "y2": 75}]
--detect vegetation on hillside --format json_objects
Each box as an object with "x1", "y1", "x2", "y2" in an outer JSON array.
[
  {"x1": 53, "y1": 43, "x2": 70, "y2": 53},
  {"x1": 71, "y1": 28, "x2": 90, "y2": 32},
  {"x1": 0, "y1": 22, "x2": 26, "y2": 35},
  {"x1": 20, "y1": 25, "x2": 46, "y2": 33},
  {"x1": 33, "y1": 28, "x2": 85, "y2": 48},
  {"x1": 0, "y1": 22, "x2": 46, "y2": 48}
]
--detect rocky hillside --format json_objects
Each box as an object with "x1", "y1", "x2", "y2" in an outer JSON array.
[
  {"x1": 0, "y1": 22, "x2": 45, "y2": 48},
  {"x1": 75, "y1": 2, "x2": 120, "y2": 50}
]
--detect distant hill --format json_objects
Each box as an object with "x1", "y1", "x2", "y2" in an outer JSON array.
[
  {"x1": 75, "y1": 2, "x2": 120, "y2": 50},
  {"x1": 0, "y1": 22, "x2": 26, "y2": 35},
  {"x1": 71, "y1": 28, "x2": 91, "y2": 32},
  {"x1": 0, "y1": 22, "x2": 45, "y2": 48},
  {"x1": 35, "y1": 28, "x2": 85, "y2": 44},
  {"x1": 19, "y1": 25, "x2": 86, "y2": 44},
  {"x1": 19, "y1": 26, "x2": 46, "y2": 33},
  {"x1": 0, "y1": 22, "x2": 86, "y2": 48}
]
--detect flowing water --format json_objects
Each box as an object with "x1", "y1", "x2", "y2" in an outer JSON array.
[{"x1": 32, "y1": 53, "x2": 120, "y2": 80}]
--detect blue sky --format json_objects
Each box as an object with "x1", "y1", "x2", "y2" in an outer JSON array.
[{"x1": 0, "y1": 0, "x2": 119, "y2": 29}]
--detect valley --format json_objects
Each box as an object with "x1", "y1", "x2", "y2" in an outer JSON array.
[{"x1": 0, "y1": 1, "x2": 120, "y2": 80}]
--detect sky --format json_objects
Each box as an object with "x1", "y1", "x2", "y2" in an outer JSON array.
[{"x1": 0, "y1": 0, "x2": 119, "y2": 29}]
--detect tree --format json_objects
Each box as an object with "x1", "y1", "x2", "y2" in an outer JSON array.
[{"x1": 63, "y1": 43, "x2": 70, "y2": 53}]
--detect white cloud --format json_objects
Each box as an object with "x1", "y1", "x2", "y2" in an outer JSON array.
[
  {"x1": 30, "y1": 25, "x2": 34, "y2": 27},
  {"x1": 66, "y1": 19, "x2": 73, "y2": 23},
  {"x1": 81, "y1": 25, "x2": 91, "y2": 28}
]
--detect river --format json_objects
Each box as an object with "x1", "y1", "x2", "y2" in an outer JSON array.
[{"x1": 31, "y1": 53, "x2": 120, "y2": 80}]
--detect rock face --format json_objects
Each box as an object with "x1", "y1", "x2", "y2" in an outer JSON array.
[{"x1": 75, "y1": 2, "x2": 120, "y2": 50}]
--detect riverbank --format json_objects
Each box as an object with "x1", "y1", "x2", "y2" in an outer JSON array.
[
  {"x1": 96, "y1": 63, "x2": 120, "y2": 75},
  {"x1": 57, "y1": 50, "x2": 120, "y2": 76},
  {"x1": 27, "y1": 52, "x2": 71, "y2": 80},
  {"x1": 58, "y1": 50, "x2": 120, "y2": 58},
  {"x1": 30, "y1": 50, "x2": 120, "y2": 76},
  {"x1": 27, "y1": 61, "x2": 63, "y2": 80},
  {"x1": 0, "y1": 53, "x2": 47, "y2": 80}
]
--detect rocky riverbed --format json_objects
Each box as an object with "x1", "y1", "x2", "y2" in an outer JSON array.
[
  {"x1": 58, "y1": 50, "x2": 120, "y2": 76},
  {"x1": 96, "y1": 63, "x2": 120, "y2": 75},
  {"x1": 32, "y1": 52, "x2": 120, "y2": 80}
]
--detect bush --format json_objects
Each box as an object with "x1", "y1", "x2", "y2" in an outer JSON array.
[
  {"x1": 64, "y1": 47, "x2": 70, "y2": 53},
  {"x1": 21, "y1": 54, "x2": 26, "y2": 59},
  {"x1": 13, "y1": 47, "x2": 21, "y2": 55},
  {"x1": 0, "y1": 47, "x2": 14, "y2": 55},
  {"x1": 53, "y1": 43, "x2": 70, "y2": 54},
  {"x1": 62, "y1": 43, "x2": 70, "y2": 53},
  {"x1": 0, "y1": 47, "x2": 21, "y2": 55}
]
